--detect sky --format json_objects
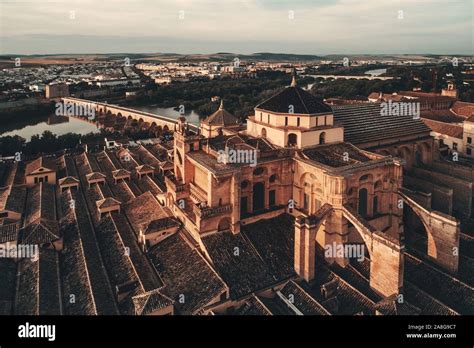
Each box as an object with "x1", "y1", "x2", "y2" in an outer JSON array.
[{"x1": 0, "y1": 0, "x2": 472, "y2": 55}]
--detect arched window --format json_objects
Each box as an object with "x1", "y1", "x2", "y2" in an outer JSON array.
[
  {"x1": 269, "y1": 174, "x2": 277, "y2": 183},
  {"x1": 319, "y1": 132, "x2": 326, "y2": 145},
  {"x1": 288, "y1": 133, "x2": 297, "y2": 147},
  {"x1": 358, "y1": 188, "x2": 368, "y2": 217},
  {"x1": 261, "y1": 128, "x2": 267, "y2": 138},
  {"x1": 241, "y1": 180, "x2": 249, "y2": 189}
]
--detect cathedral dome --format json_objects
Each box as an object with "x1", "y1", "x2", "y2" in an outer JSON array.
[{"x1": 256, "y1": 76, "x2": 331, "y2": 115}]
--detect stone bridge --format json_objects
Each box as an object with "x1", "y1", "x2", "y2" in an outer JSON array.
[
  {"x1": 61, "y1": 97, "x2": 199, "y2": 133},
  {"x1": 309, "y1": 74, "x2": 396, "y2": 81},
  {"x1": 399, "y1": 188, "x2": 460, "y2": 274}
]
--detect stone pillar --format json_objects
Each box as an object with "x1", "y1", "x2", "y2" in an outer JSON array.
[
  {"x1": 294, "y1": 216, "x2": 305, "y2": 276},
  {"x1": 302, "y1": 218, "x2": 317, "y2": 282},
  {"x1": 370, "y1": 235, "x2": 404, "y2": 297},
  {"x1": 426, "y1": 219, "x2": 460, "y2": 274},
  {"x1": 324, "y1": 209, "x2": 349, "y2": 267},
  {"x1": 231, "y1": 174, "x2": 241, "y2": 234}
]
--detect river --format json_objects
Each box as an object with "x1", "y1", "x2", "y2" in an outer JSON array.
[
  {"x1": 0, "y1": 114, "x2": 100, "y2": 141},
  {"x1": 0, "y1": 105, "x2": 202, "y2": 141},
  {"x1": 129, "y1": 105, "x2": 201, "y2": 126}
]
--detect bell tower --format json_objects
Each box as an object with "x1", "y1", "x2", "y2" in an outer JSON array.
[{"x1": 173, "y1": 117, "x2": 200, "y2": 184}]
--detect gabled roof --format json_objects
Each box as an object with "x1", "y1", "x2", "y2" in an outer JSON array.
[
  {"x1": 202, "y1": 100, "x2": 240, "y2": 126},
  {"x1": 58, "y1": 176, "x2": 80, "y2": 186},
  {"x1": 96, "y1": 197, "x2": 121, "y2": 210},
  {"x1": 132, "y1": 288, "x2": 174, "y2": 315},
  {"x1": 86, "y1": 172, "x2": 106, "y2": 181},
  {"x1": 22, "y1": 218, "x2": 60, "y2": 244},
  {"x1": 145, "y1": 217, "x2": 179, "y2": 235},
  {"x1": 112, "y1": 169, "x2": 131, "y2": 178},
  {"x1": 136, "y1": 164, "x2": 155, "y2": 173},
  {"x1": 25, "y1": 157, "x2": 56, "y2": 176},
  {"x1": 256, "y1": 80, "x2": 332, "y2": 115}
]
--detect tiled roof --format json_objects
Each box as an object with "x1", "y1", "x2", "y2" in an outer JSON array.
[
  {"x1": 15, "y1": 249, "x2": 61, "y2": 315},
  {"x1": 256, "y1": 85, "x2": 332, "y2": 115},
  {"x1": 279, "y1": 280, "x2": 330, "y2": 315},
  {"x1": 148, "y1": 232, "x2": 227, "y2": 314},
  {"x1": 25, "y1": 156, "x2": 56, "y2": 175},
  {"x1": 0, "y1": 222, "x2": 20, "y2": 243},
  {"x1": 420, "y1": 110, "x2": 465, "y2": 123},
  {"x1": 202, "y1": 231, "x2": 276, "y2": 299},
  {"x1": 451, "y1": 101, "x2": 474, "y2": 118},
  {"x1": 25, "y1": 183, "x2": 56, "y2": 225},
  {"x1": 58, "y1": 176, "x2": 79, "y2": 186},
  {"x1": 22, "y1": 218, "x2": 60, "y2": 244},
  {"x1": 3, "y1": 186, "x2": 27, "y2": 214},
  {"x1": 242, "y1": 214, "x2": 295, "y2": 280},
  {"x1": 86, "y1": 172, "x2": 106, "y2": 181},
  {"x1": 112, "y1": 169, "x2": 131, "y2": 178},
  {"x1": 145, "y1": 218, "x2": 179, "y2": 235},
  {"x1": 124, "y1": 192, "x2": 173, "y2": 235},
  {"x1": 0, "y1": 258, "x2": 17, "y2": 315},
  {"x1": 202, "y1": 101, "x2": 240, "y2": 126},
  {"x1": 97, "y1": 197, "x2": 121, "y2": 209},
  {"x1": 332, "y1": 103, "x2": 431, "y2": 145},
  {"x1": 375, "y1": 294, "x2": 421, "y2": 315},
  {"x1": 234, "y1": 295, "x2": 272, "y2": 315},
  {"x1": 422, "y1": 119, "x2": 463, "y2": 139},
  {"x1": 132, "y1": 288, "x2": 174, "y2": 315},
  {"x1": 136, "y1": 164, "x2": 155, "y2": 173}
]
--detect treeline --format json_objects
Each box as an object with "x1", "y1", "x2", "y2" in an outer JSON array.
[
  {"x1": 310, "y1": 78, "x2": 411, "y2": 99},
  {"x1": 0, "y1": 131, "x2": 103, "y2": 157},
  {"x1": 129, "y1": 71, "x2": 315, "y2": 120}
]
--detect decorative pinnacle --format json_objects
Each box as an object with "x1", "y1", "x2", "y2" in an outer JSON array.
[{"x1": 219, "y1": 99, "x2": 224, "y2": 110}]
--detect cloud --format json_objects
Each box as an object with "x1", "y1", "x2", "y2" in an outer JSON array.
[{"x1": 0, "y1": 0, "x2": 472, "y2": 54}]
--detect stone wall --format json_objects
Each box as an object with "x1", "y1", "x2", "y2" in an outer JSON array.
[
  {"x1": 404, "y1": 174, "x2": 453, "y2": 214},
  {"x1": 412, "y1": 167, "x2": 472, "y2": 219}
]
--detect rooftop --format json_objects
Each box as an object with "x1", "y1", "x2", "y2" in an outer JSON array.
[
  {"x1": 332, "y1": 103, "x2": 431, "y2": 146},
  {"x1": 301, "y1": 142, "x2": 374, "y2": 168},
  {"x1": 422, "y1": 119, "x2": 463, "y2": 139},
  {"x1": 148, "y1": 232, "x2": 227, "y2": 314},
  {"x1": 202, "y1": 100, "x2": 240, "y2": 126},
  {"x1": 25, "y1": 156, "x2": 57, "y2": 176},
  {"x1": 256, "y1": 84, "x2": 332, "y2": 115}
]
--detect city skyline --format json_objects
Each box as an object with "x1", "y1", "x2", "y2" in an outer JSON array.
[{"x1": 1, "y1": 0, "x2": 472, "y2": 55}]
